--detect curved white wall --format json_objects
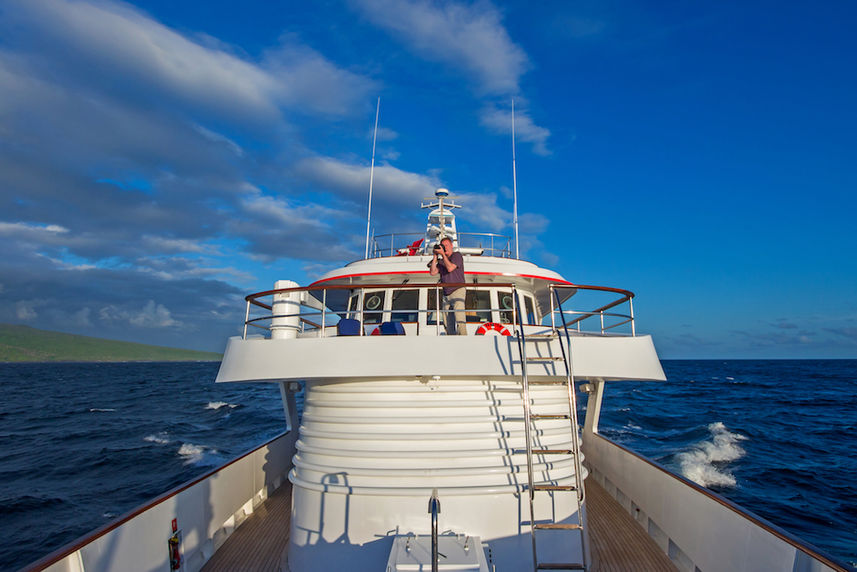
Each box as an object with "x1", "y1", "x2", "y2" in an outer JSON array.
[{"x1": 288, "y1": 377, "x2": 587, "y2": 571}]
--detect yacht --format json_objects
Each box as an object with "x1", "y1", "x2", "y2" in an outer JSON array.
[{"x1": 25, "y1": 190, "x2": 850, "y2": 571}]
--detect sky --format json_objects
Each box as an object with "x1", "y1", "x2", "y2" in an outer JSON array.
[{"x1": 1, "y1": 0, "x2": 855, "y2": 358}]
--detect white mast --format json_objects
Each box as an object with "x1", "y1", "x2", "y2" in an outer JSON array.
[
  {"x1": 512, "y1": 99, "x2": 519, "y2": 258},
  {"x1": 364, "y1": 97, "x2": 381, "y2": 259}
]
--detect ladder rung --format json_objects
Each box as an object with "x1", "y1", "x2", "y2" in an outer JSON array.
[
  {"x1": 525, "y1": 333, "x2": 558, "y2": 338},
  {"x1": 537, "y1": 563, "x2": 586, "y2": 570},
  {"x1": 527, "y1": 380, "x2": 568, "y2": 385},
  {"x1": 530, "y1": 414, "x2": 570, "y2": 420},
  {"x1": 534, "y1": 523, "x2": 583, "y2": 530},
  {"x1": 526, "y1": 356, "x2": 564, "y2": 361},
  {"x1": 515, "y1": 449, "x2": 574, "y2": 455},
  {"x1": 532, "y1": 484, "x2": 576, "y2": 491}
]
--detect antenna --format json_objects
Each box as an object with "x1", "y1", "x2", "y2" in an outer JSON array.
[
  {"x1": 364, "y1": 97, "x2": 381, "y2": 259},
  {"x1": 512, "y1": 99, "x2": 519, "y2": 258}
]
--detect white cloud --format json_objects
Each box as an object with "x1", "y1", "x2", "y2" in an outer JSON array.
[
  {"x1": 3, "y1": 0, "x2": 374, "y2": 120},
  {"x1": 15, "y1": 300, "x2": 42, "y2": 321},
  {"x1": 375, "y1": 127, "x2": 399, "y2": 142},
  {"x1": 73, "y1": 307, "x2": 92, "y2": 327},
  {"x1": 351, "y1": 0, "x2": 528, "y2": 95},
  {"x1": 518, "y1": 212, "x2": 550, "y2": 233},
  {"x1": 142, "y1": 236, "x2": 216, "y2": 254},
  {"x1": 99, "y1": 300, "x2": 180, "y2": 328},
  {"x1": 480, "y1": 103, "x2": 551, "y2": 156},
  {"x1": 0, "y1": 221, "x2": 69, "y2": 236},
  {"x1": 295, "y1": 156, "x2": 441, "y2": 205}
]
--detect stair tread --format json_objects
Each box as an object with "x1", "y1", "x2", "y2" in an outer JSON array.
[
  {"x1": 526, "y1": 356, "x2": 564, "y2": 361},
  {"x1": 534, "y1": 523, "x2": 583, "y2": 530},
  {"x1": 530, "y1": 414, "x2": 571, "y2": 419},
  {"x1": 532, "y1": 484, "x2": 577, "y2": 491},
  {"x1": 537, "y1": 563, "x2": 586, "y2": 570}
]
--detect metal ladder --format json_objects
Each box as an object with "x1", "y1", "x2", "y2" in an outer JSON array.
[{"x1": 512, "y1": 286, "x2": 588, "y2": 572}]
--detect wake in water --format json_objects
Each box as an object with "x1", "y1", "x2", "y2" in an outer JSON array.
[
  {"x1": 677, "y1": 422, "x2": 747, "y2": 488},
  {"x1": 205, "y1": 401, "x2": 238, "y2": 410}
]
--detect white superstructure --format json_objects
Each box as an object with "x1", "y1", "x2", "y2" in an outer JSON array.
[{"x1": 216, "y1": 190, "x2": 663, "y2": 571}]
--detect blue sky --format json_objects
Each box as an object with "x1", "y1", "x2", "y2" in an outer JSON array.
[{"x1": 1, "y1": 0, "x2": 855, "y2": 357}]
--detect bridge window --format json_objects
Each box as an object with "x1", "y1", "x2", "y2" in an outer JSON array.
[
  {"x1": 498, "y1": 290, "x2": 514, "y2": 324},
  {"x1": 524, "y1": 296, "x2": 536, "y2": 325},
  {"x1": 363, "y1": 291, "x2": 385, "y2": 324},
  {"x1": 466, "y1": 290, "x2": 491, "y2": 322},
  {"x1": 391, "y1": 289, "x2": 419, "y2": 322}
]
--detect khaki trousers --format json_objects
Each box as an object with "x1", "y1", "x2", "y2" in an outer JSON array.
[{"x1": 443, "y1": 288, "x2": 467, "y2": 335}]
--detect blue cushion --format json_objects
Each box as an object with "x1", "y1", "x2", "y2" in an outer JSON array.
[
  {"x1": 379, "y1": 321, "x2": 405, "y2": 335},
  {"x1": 337, "y1": 318, "x2": 361, "y2": 336}
]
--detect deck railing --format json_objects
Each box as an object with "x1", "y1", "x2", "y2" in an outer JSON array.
[
  {"x1": 370, "y1": 232, "x2": 513, "y2": 258},
  {"x1": 240, "y1": 282, "x2": 637, "y2": 339}
]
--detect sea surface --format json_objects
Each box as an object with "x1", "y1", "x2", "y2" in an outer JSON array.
[{"x1": 1, "y1": 360, "x2": 855, "y2": 569}]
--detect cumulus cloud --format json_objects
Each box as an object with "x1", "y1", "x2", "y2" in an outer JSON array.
[{"x1": 16, "y1": 300, "x2": 43, "y2": 321}]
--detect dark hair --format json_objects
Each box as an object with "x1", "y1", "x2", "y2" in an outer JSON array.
[{"x1": 440, "y1": 237, "x2": 453, "y2": 246}]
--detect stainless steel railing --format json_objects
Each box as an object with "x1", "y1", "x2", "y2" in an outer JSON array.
[
  {"x1": 240, "y1": 281, "x2": 637, "y2": 339},
  {"x1": 370, "y1": 232, "x2": 513, "y2": 258}
]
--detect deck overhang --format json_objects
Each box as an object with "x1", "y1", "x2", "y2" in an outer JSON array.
[{"x1": 215, "y1": 334, "x2": 665, "y2": 383}]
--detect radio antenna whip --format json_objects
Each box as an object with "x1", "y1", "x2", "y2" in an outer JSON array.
[
  {"x1": 364, "y1": 97, "x2": 381, "y2": 259},
  {"x1": 512, "y1": 98, "x2": 520, "y2": 258}
]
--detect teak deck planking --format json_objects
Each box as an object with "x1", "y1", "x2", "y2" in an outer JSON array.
[{"x1": 202, "y1": 478, "x2": 677, "y2": 571}]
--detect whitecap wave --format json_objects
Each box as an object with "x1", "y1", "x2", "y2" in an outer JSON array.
[
  {"x1": 89, "y1": 408, "x2": 116, "y2": 412},
  {"x1": 205, "y1": 401, "x2": 237, "y2": 410},
  {"x1": 677, "y1": 422, "x2": 747, "y2": 488},
  {"x1": 178, "y1": 443, "x2": 206, "y2": 464},
  {"x1": 144, "y1": 433, "x2": 170, "y2": 445}
]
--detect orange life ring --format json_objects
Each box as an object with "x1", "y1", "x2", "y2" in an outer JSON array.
[{"x1": 475, "y1": 322, "x2": 511, "y2": 336}]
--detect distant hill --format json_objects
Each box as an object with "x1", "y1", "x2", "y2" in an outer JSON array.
[{"x1": 0, "y1": 324, "x2": 222, "y2": 363}]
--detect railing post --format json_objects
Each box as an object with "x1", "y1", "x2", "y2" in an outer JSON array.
[
  {"x1": 428, "y1": 488, "x2": 441, "y2": 572},
  {"x1": 435, "y1": 286, "x2": 441, "y2": 336},
  {"x1": 243, "y1": 300, "x2": 250, "y2": 339},
  {"x1": 321, "y1": 289, "x2": 327, "y2": 338},
  {"x1": 629, "y1": 297, "x2": 636, "y2": 336},
  {"x1": 359, "y1": 288, "x2": 365, "y2": 336},
  {"x1": 600, "y1": 310, "x2": 604, "y2": 334},
  {"x1": 550, "y1": 285, "x2": 555, "y2": 331}
]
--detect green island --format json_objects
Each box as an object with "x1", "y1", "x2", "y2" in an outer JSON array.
[{"x1": 0, "y1": 323, "x2": 222, "y2": 362}]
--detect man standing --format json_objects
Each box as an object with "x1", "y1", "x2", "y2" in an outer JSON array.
[{"x1": 429, "y1": 236, "x2": 467, "y2": 335}]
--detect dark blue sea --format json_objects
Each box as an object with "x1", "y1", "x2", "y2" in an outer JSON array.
[{"x1": 1, "y1": 360, "x2": 855, "y2": 570}]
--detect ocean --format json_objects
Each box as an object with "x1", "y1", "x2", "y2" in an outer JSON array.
[{"x1": 1, "y1": 360, "x2": 855, "y2": 569}]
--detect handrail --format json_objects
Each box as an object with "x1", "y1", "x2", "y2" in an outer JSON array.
[
  {"x1": 552, "y1": 286, "x2": 586, "y2": 505},
  {"x1": 370, "y1": 231, "x2": 513, "y2": 258},
  {"x1": 510, "y1": 287, "x2": 538, "y2": 571},
  {"x1": 20, "y1": 431, "x2": 291, "y2": 572},
  {"x1": 428, "y1": 489, "x2": 441, "y2": 572},
  {"x1": 589, "y1": 433, "x2": 853, "y2": 572},
  {"x1": 240, "y1": 281, "x2": 638, "y2": 338}
]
